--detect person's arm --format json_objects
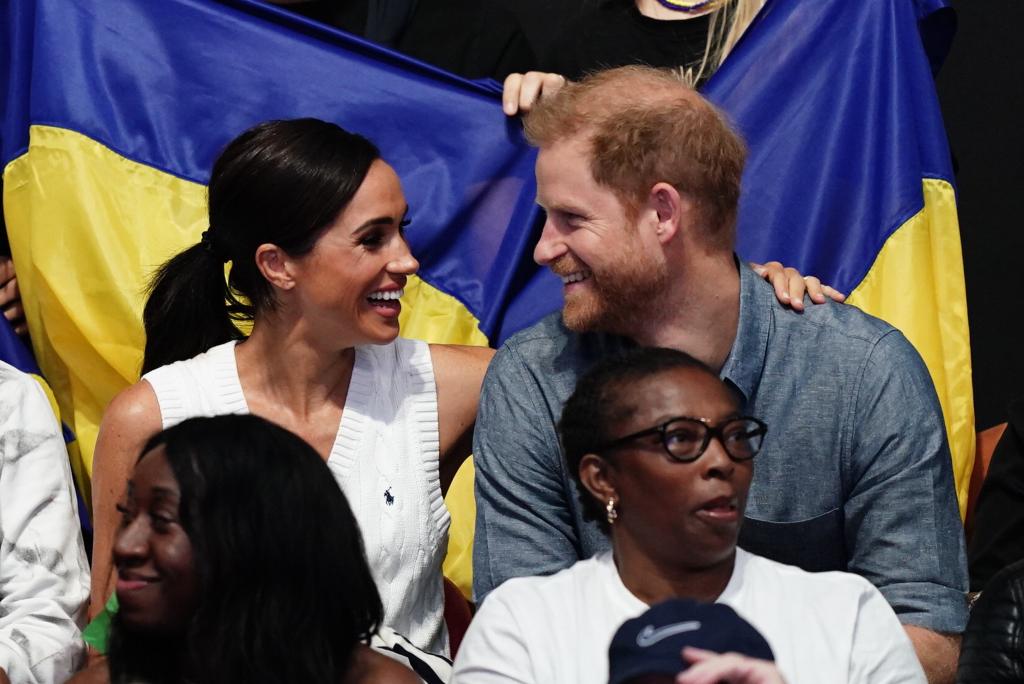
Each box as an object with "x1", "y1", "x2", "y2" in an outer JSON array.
[
  {"x1": 88, "y1": 381, "x2": 162, "y2": 619},
  {"x1": 0, "y1": 369, "x2": 90, "y2": 683},
  {"x1": 429, "y1": 344, "x2": 495, "y2": 495},
  {"x1": 472, "y1": 344, "x2": 579, "y2": 603},
  {"x1": 845, "y1": 330, "x2": 967, "y2": 683},
  {"x1": 903, "y1": 627, "x2": 959, "y2": 684}
]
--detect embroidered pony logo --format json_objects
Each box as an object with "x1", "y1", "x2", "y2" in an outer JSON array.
[{"x1": 384, "y1": 487, "x2": 395, "y2": 506}]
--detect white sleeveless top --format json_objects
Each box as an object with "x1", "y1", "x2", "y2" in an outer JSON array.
[{"x1": 142, "y1": 338, "x2": 451, "y2": 655}]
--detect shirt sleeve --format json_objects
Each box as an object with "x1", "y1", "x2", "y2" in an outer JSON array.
[
  {"x1": 847, "y1": 578, "x2": 928, "y2": 683},
  {"x1": 450, "y1": 587, "x2": 536, "y2": 684},
  {"x1": 471, "y1": 343, "x2": 580, "y2": 603},
  {"x1": 844, "y1": 330, "x2": 968, "y2": 634},
  {"x1": 0, "y1": 369, "x2": 90, "y2": 683}
]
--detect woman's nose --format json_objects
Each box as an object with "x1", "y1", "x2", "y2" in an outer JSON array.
[
  {"x1": 701, "y1": 437, "x2": 735, "y2": 478},
  {"x1": 390, "y1": 238, "x2": 419, "y2": 275},
  {"x1": 113, "y1": 516, "x2": 149, "y2": 562}
]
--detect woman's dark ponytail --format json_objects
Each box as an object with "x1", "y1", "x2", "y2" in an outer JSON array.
[
  {"x1": 139, "y1": 119, "x2": 380, "y2": 375},
  {"x1": 141, "y1": 242, "x2": 246, "y2": 374}
]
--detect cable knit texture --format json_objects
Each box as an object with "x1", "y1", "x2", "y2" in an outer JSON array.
[
  {"x1": 143, "y1": 339, "x2": 450, "y2": 655},
  {"x1": 957, "y1": 558, "x2": 1024, "y2": 682}
]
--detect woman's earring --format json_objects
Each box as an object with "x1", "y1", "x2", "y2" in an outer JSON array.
[{"x1": 606, "y1": 498, "x2": 618, "y2": 525}]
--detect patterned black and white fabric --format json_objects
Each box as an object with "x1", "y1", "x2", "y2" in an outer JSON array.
[{"x1": 372, "y1": 625, "x2": 453, "y2": 684}]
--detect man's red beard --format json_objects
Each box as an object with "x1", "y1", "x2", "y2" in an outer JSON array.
[{"x1": 553, "y1": 248, "x2": 671, "y2": 335}]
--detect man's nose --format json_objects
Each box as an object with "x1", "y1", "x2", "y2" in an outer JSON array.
[{"x1": 533, "y1": 216, "x2": 567, "y2": 266}]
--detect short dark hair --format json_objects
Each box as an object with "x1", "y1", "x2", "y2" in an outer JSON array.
[
  {"x1": 108, "y1": 414, "x2": 382, "y2": 684},
  {"x1": 558, "y1": 347, "x2": 731, "y2": 533},
  {"x1": 142, "y1": 119, "x2": 381, "y2": 373}
]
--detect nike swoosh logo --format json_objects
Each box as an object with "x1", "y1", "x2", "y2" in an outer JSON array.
[{"x1": 636, "y1": 621, "x2": 702, "y2": 648}]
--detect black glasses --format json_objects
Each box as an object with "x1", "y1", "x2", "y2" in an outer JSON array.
[{"x1": 596, "y1": 416, "x2": 767, "y2": 463}]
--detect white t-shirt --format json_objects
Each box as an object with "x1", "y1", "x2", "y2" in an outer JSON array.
[{"x1": 451, "y1": 549, "x2": 925, "y2": 684}]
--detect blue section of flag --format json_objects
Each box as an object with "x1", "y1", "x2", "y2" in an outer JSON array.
[
  {"x1": 1, "y1": 0, "x2": 556, "y2": 344},
  {"x1": 0, "y1": 314, "x2": 39, "y2": 379},
  {"x1": 703, "y1": 0, "x2": 955, "y2": 295},
  {"x1": 1, "y1": 0, "x2": 954, "y2": 341}
]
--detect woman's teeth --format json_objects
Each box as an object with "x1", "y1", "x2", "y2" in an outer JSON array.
[{"x1": 367, "y1": 288, "x2": 404, "y2": 302}]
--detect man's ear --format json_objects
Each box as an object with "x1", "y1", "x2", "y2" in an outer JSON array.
[
  {"x1": 647, "y1": 182, "x2": 694, "y2": 246},
  {"x1": 254, "y1": 243, "x2": 296, "y2": 291},
  {"x1": 579, "y1": 452, "x2": 617, "y2": 505}
]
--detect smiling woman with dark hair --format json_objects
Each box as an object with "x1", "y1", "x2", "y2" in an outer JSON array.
[
  {"x1": 89, "y1": 118, "x2": 493, "y2": 655},
  {"x1": 72, "y1": 414, "x2": 437, "y2": 684},
  {"x1": 453, "y1": 346, "x2": 926, "y2": 684}
]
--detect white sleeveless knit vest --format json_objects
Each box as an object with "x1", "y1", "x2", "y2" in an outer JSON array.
[{"x1": 143, "y1": 338, "x2": 450, "y2": 655}]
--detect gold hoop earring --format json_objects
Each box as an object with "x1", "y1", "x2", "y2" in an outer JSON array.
[{"x1": 606, "y1": 498, "x2": 618, "y2": 525}]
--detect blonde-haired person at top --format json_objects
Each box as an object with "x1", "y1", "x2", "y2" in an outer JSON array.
[{"x1": 502, "y1": 0, "x2": 765, "y2": 115}]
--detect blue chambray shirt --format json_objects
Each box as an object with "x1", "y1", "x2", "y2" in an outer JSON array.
[{"x1": 473, "y1": 261, "x2": 968, "y2": 633}]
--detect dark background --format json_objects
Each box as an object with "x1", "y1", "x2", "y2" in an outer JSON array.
[{"x1": 937, "y1": 0, "x2": 1024, "y2": 429}]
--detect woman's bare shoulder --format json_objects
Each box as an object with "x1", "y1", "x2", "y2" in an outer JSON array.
[
  {"x1": 95, "y1": 379, "x2": 162, "y2": 460},
  {"x1": 104, "y1": 379, "x2": 161, "y2": 427}
]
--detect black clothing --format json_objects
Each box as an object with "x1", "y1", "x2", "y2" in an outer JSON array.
[
  {"x1": 279, "y1": 0, "x2": 535, "y2": 81},
  {"x1": 969, "y1": 397, "x2": 1024, "y2": 591},
  {"x1": 957, "y1": 558, "x2": 1024, "y2": 683},
  {"x1": 0, "y1": 179, "x2": 8, "y2": 256},
  {"x1": 540, "y1": 0, "x2": 713, "y2": 83}
]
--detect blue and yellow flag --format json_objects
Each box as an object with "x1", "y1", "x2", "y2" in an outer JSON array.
[
  {"x1": 703, "y1": 0, "x2": 973, "y2": 516},
  {"x1": 1, "y1": 0, "x2": 972, "y2": 600},
  {"x1": 1, "y1": 0, "x2": 555, "y2": 593}
]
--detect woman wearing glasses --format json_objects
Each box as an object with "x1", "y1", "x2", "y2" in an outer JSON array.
[{"x1": 451, "y1": 346, "x2": 925, "y2": 684}]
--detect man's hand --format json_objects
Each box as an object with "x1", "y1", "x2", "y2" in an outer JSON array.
[
  {"x1": 0, "y1": 256, "x2": 27, "y2": 335},
  {"x1": 0, "y1": 667, "x2": 11, "y2": 684},
  {"x1": 502, "y1": 71, "x2": 567, "y2": 115},
  {"x1": 751, "y1": 260, "x2": 846, "y2": 312},
  {"x1": 904, "y1": 625, "x2": 960, "y2": 684},
  {"x1": 676, "y1": 647, "x2": 787, "y2": 684}
]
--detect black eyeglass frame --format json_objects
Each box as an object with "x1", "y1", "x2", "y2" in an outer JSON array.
[{"x1": 595, "y1": 415, "x2": 768, "y2": 463}]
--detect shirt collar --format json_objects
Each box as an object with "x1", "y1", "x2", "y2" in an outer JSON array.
[{"x1": 719, "y1": 259, "x2": 772, "y2": 404}]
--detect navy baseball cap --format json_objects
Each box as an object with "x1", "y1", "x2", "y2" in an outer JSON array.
[{"x1": 608, "y1": 599, "x2": 774, "y2": 684}]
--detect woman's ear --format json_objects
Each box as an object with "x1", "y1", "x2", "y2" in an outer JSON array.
[
  {"x1": 254, "y1": 243, "x2": 296, "y2": 291},
  {"x1": 579, "y1": 452, "x2": 617, "y2": 504}
]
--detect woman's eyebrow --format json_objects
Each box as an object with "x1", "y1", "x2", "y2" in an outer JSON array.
[
  {"x1": 149, "y1": 486, "x2": 181, "y2": 502},
  {"x1": 353, "y1": 205, "x2": 411, "y2": 234}
]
